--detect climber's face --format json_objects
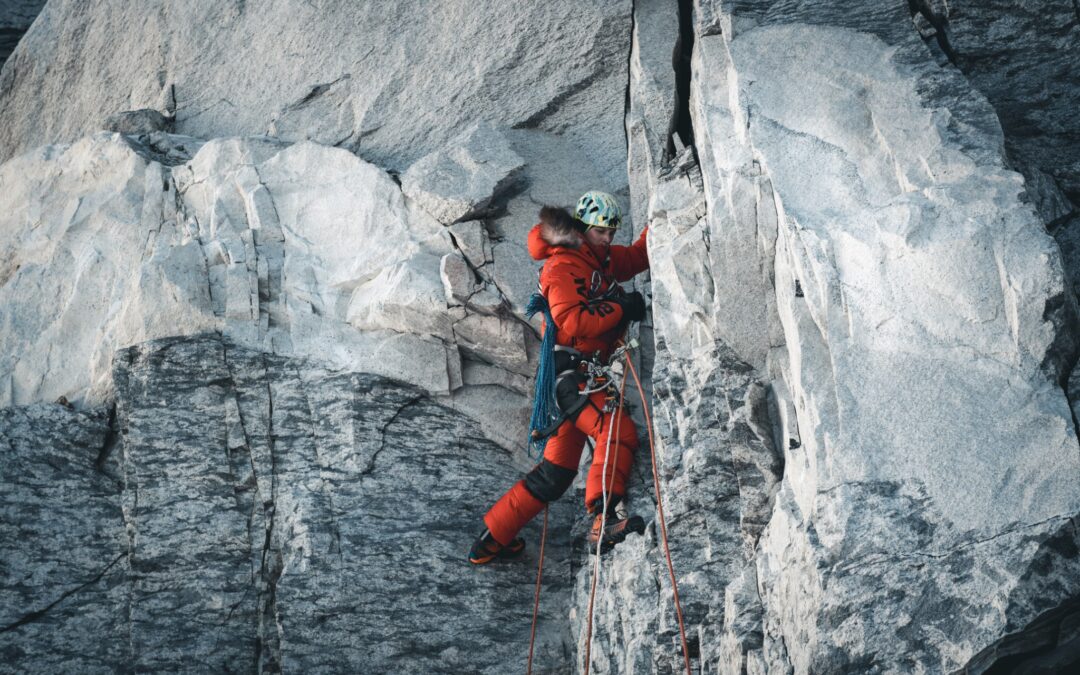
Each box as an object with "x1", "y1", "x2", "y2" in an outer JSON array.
[{"x1": 584, "y1": 226, "x2": 615, "y2": 254}]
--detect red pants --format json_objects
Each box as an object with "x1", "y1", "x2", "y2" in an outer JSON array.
[{"x1": 483, "y1": 389, "x2": 638, "y2": 546}]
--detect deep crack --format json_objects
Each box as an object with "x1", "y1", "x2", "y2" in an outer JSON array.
[
  {"x1": 671, "y1": 0, "x2": 697, "y2": 157},
  {"x1": 95, "y1": 402, "x2": 120, "y2": 473},
  {"x1": 908, "y1": 0, "x2": 960, "y2": 66}
]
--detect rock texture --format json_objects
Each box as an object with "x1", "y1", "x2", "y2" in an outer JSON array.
[
  {"x1": 0, "y1": 0, "x2": 44, "y2": 67},
  {"x1": 942, "y1": 1, "x2": 1080, "y2": 206},
  {"x1": 0, "y1": 132, "x2": 535, "y2": 443},
  {"x1": 3, "y1": 0, "x2": 1080, "y2": 673},
  {"x1": 402, "y1": 123, "x2": 525, "y2": 225},
  {"x1": 0, "y1": 0, "x2": 631, "y2": 186},
  {"x1": 1, "y1": 335, "x2": 575, "y2": 673},
  {"x1": 0, "y1": 403, "x2": 127, "y2": 672},
  {"x1": 585, "y1": 1, "x2": 1080, "y2": 673}
]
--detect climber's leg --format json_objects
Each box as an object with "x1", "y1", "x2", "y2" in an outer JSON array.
[
  {"x1": 479, "y1": 422, "x2": 587, "y2": 548},
  {"x1": 576, "y1": 391, "x2": 638, "y2": 511}
]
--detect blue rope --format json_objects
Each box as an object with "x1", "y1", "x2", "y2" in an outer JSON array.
[{"x1": 526, "y1": 292, "x2": 560, "y2": 458}]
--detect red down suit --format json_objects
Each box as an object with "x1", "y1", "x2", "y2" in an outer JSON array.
[{"x1": 482, "y1": 222, "x2": 650, "y2": 546}]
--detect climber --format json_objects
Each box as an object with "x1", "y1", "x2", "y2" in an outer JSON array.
[{"x1": 469, "y1": 190, "x2": 650, "y2": 565}]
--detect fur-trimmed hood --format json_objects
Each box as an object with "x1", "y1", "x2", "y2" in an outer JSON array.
[
  {"x1": 539, "y1": 205, "x2": 582, "y2": 247},
  {"x1": 529, "y1": 205, "x2": 583, "y2": 260}
]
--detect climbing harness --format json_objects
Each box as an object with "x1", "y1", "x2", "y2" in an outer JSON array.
[
  {"x1": 527, "y1": 316, "x2": 636, "y2": 450},
  {"x1": 525, "y1": 341, "x2": 692, "y2": 675}
]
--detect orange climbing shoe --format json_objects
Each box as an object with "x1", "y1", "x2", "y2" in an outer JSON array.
[
  {"x1": 588, "y1": 505, "x2": 645, "y2": 554},
  {"x1": 468, "y1": 528, "x2": 526, "y2": 565}
]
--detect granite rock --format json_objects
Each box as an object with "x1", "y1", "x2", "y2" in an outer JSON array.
[
  {"x1": 0, "y1": 403, "x2": 128, "y2": 673},
  {"x1": 102, "y1": 108, "x2": 173, "y2": 136},
  {"x1": 600, "y1": 3, "x2": 1080, "y2": 673},
  {"x1": 0, "y1": 133, "x2": 536, "y2": 416},
  {"x1": 0, "y1": 334, "x2": 577, "y2": 673},
  {"x1": 0, "y1": 0, "x2": 631, "y2": 190},
  {"x1": 402, "y1": 124, "x2": 525, "y2": 225},
  {"x1": 2, "y1": 2, "x2": 1080, "y2": 673}
]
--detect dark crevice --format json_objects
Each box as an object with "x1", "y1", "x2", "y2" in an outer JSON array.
[
  {"x1": 1073, "y1": 0, "x2": 1080, "y2": 26},
  {"x1": 1046, "y1": 209, "x2": 1080, "y2": 235},
  {"x1": 95, "y1": 402, "x2": 120, "y2": 472},
  {"x1": 623, "y1": 0, "x2": 635, "y2": 156},
  {"x1": 670, "y1": 0, "x2": 696, "y2": 156},
  {"x1": 263, "y1": 381, "x2": 282, "y2": 672},
  {"x1": 908, "y1": 0, "x2": 960, "y2": 66},
  {"x1": 0, "y1": 553, "x2": 127, "y2": 633},
  {"x1": 514, "y1": 69, "x2": 608, "y2": 131},
  {"x1": 962, "y1": 589, "x2": 1080, "y2": 674},
  {"x1": 285, "y1": 73, "x2": 350, "y2": 112}
]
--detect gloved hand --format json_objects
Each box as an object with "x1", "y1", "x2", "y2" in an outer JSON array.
[{"x1": 617, "y1": 291, "x2": 647, "y2": 323}]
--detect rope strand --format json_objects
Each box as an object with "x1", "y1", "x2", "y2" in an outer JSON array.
[
  {"x1": 582, "y1": 359, "x2": 628, "y2": 675},
  {"x1": 526, "y1": 506, "x2": 549, "y2": 675},
  {"x1": 626, "y1": 356, "x2": 692, "y2": 675}
]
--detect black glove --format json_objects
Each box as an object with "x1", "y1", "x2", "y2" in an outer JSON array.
[{"x1": 617, "y1": 291, "x2": 647, "y2": 323}]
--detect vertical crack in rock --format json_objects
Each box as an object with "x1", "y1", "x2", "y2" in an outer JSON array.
[
  {"x1": 908, "y1": 0, "x2": 960, "y2": 66},
  {"x1": 257, "y1": 351, "x2": 282, "y2": 673},
  {"x1": 249, "y1": 165, "x2": 286, "y2": 337},
  {"x1": 623, "y1": 0, "x2": 637, "y2": 154},
  {"x1": 672, "y1": 0, "x2": 697, "y2": 155},
  {"x1": 0, "y1": 552, "x2": 127, "y2": 634},
  {"x1": 95, "y1": 402, "x2": 120, "y2": 473},
  {"x1": 220, "y1": 340, "x2": 282, "y2": 672}
]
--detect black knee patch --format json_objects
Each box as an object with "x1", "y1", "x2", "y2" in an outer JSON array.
[{"x1": 524, "y1": 459, "x2": 577, "y2": 503}]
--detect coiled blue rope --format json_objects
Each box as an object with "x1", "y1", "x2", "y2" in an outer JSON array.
[{"x1": 525, "y1": 292, "x2": 560, "y2": 458}]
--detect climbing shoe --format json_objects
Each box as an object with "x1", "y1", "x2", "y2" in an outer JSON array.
[
  {"x1": 468, "y1": 528, "x2": 526, "y2": 565},
  {"x1": 587, "y1": 502, "x2": 645, "y2": 554}
]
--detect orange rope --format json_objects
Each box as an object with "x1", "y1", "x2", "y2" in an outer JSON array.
[
  {"x1": 526, "y1": 506, "x2": 548, "y2": 675},
  {"x1": 626, "y1": 356, "x2": 692, "y2": 675},
  {"x1": 582, "y1": 359, "x2": 629, "y2": 675},
  {"x1": 530, "y1": 345, "x2": 691, "y2": 673}
]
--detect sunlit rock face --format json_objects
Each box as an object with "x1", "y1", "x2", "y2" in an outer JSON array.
[
  {"x1": 0, "y1": 133, "x2": 534, "y2": 411},
  {"x1": 2, "y1": 0, "x2": 1080, "y2": 673},
  {"x1": 612, "y1": 1, "x2": 1080, "y2": 673},
  {"x1": 0, "y1": 0, "x2": 631, "y2": 186}
]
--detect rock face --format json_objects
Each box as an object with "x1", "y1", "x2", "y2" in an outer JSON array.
[
  {"x1": 2, "y1": 334, "x2": 575, "y2": 673},
  {"x1": 0, "y1": 403, "x2": 127, "y2": 672},
  {"x1": 942, "y1": 1, "x2": 1080, "y2": 206},
  {"x1": 0, "y1": 0, "x2": 631, "y2": 185},
  {"x1": 0, "y1": 132, "x2": 536, "y2": 446},
  {"x1": 402, "y1": 123, "x2": 525, "y2": 225},
  {"x1": 590, "y1": 1, "x2": 1080, "y2": 673},
  {"x1": 3, "y1": 0, "x2": 1080, "y2": 673}
]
